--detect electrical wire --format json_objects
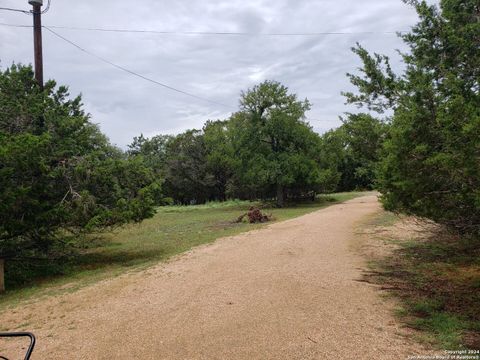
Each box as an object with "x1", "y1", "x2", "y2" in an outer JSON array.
[
  {"x1": 42, "y1": 25, "x2": 402, "y2": 36},
  {"x1": 0, "y1": 0, "x2": 50, "y2": 15},
  {"x1": 0, "y1": 22, "x2": 402, "y2": 37},
  {"x1": 44, "y1": 26, "x2": 235, "y2": 109},
  {"x1": 41, "y1": 0, "x2": 51, "y2": 14},
  {"x1": 0, "y1": 7, "x2": 31, "y2": 15},
  {"x1": 0, "y1": 22, "x2": 31, "y2": 28}
]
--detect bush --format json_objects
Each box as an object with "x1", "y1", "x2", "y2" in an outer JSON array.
[
  {"x1": 344, "y1": 0, "x2": 480, "y2": 235},
  {"x1": 0, "y1": 64, "x2": 161, "y2": 286}
]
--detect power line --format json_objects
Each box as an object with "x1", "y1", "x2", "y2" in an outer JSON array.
[
  {"x1": 41, "y1": 0, "x2": 51, "y2": 15},
  {"x1": 0, "y1": 7, "x2": 31, "y2": 15},
  {"x1": 0, "y1": 22, "x2": 31, "y2": 28},
  {"x1": 0, "y1": 22, "x2": 403, "y2": 36},
  {"x1": 44, "y1": 26, "x2": 234, "y2": 109},
  {"x1": 44, "y1": 25, "x2": 402, "y2": 36},
  {"x1": 0, "y1": 0, "x2": 50, "y2": 15}
]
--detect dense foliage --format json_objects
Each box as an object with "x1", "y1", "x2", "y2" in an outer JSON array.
[
  {"x1": 128, "y1": 81, "x2": 352, "y2": 207},
  {"x1": 229, "y1": 81, "x2": 327, "y2": 206},
  {"x1": 345, "y1": 0, "x2": 480, "y2": 235},
  {"x1": 318, "y1": 113, "x2": 388, "y2": 191},
  {"x1": 0, "y1": 65, "x2": 161, "y2": 267}
]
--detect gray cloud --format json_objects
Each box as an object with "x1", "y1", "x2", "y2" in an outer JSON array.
[{"x1": 0, "y1": 0, "x2": 427, "y2": 147}]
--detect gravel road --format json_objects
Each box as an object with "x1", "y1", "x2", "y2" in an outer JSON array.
[{"x1": 1, "y1": 195, "x2": 427, "y2": 359}]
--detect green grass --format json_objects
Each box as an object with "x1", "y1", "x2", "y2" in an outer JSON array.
[
  {"x1": 410, "y1": 305, "x2": 465, "y2": 349},
  {"x1": 364, "y1": 212, "x2": 480, "y2": 350},
  {"x1": 0, "y1": 191, "x2": 365, "y2": 310}
]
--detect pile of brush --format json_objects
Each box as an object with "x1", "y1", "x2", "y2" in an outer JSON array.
[{"x1": 234, "y1": 206, "x2": 272, "y2": 224}]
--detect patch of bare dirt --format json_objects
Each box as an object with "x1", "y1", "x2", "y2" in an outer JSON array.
[
  {"x1": 356, "y1": 212, "x2": 480, "y2": 349},
  {"x1": 355, "y1": 213, "x2": 438, "y2": 261}
]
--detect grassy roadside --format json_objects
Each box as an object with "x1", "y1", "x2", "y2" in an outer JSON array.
[
  {"x1": 361, "y1": 212, "x2": 480, "y2": 350},
  {"x1": 0, "y1": 191, "x2": 365, "y2": 311}
]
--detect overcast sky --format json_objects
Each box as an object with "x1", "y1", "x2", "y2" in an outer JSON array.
[{"x1": 0, "y1": 0, "x2": 424, "y2": 148}]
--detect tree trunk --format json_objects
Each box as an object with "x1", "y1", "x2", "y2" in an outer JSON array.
[
  {"x1": 0, "y1": 259, "x2": 5, "y2": 293},
  {"x1": 276, "y1": 184, "x2": 284, "y2": 207}
]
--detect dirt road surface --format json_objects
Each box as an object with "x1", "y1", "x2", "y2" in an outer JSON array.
[{"x1": 1, "y1": 195, "x2": 427, "y2": 359}]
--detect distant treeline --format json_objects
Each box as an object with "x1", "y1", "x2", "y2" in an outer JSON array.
[{"x1": 126, "y1": 82, "x2": 385, "y2": 207}]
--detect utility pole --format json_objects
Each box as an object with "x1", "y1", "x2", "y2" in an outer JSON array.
[{"x1": 29, "y1": 0, "x2": 44, "y2": 89}]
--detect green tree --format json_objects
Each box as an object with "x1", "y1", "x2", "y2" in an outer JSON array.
[
  {"x1": 317, "y1": 129, "x2": 348, "y2": 191},
  {"x1": 318, "y1": 114, "x2": 387, "y2": 191},
  {"x1": 230, "y1": 80, "x2": 324, "y2": 206},
  {"x1": 163, "y1": 130, "x2": 215, "y2": 204},
  {"x1": 127, "y1": 133, "x2": 172, "y2": 176},
  {"x1": 0, "y1": 64, "x2": 161, "y2": 288},
  {"x1": 345, "y1": 0, "x2": 480, "y2": 234},
  {"x1": 203, "y1": 120, "x2": 235, "y2": 201},
  {"x1": 342, "y1": 113, "x2": 388, "y2": 190}
]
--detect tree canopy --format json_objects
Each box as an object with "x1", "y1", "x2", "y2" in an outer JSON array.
[
  {"x1": 229, "y1": 81, "x2": 326, "y2": 206},
  {"x1": 345, "y1": 0, "x2": 480, "y2": 235},
  {"x1": 0, "y1": 64, "x2": 161, "y2": 267},
  {"x1": 127, "y1": 81, "x2": 344, "y2": 206}
]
